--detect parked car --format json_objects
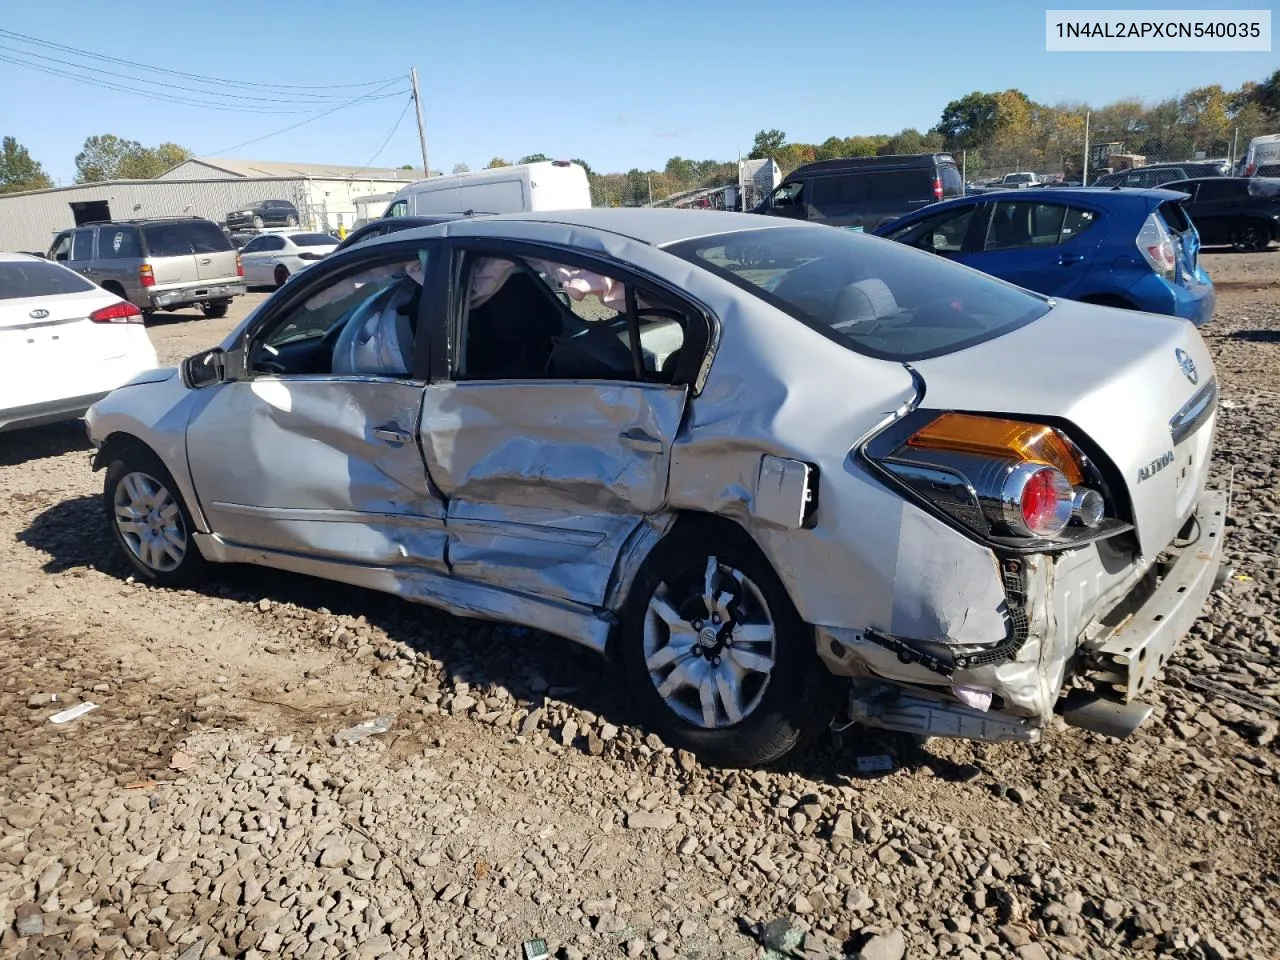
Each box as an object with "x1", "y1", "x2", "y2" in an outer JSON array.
[
  {"x1": 237, "y1": 232, "x2": 339, "y2": 288},
  {"x1": 226, "y1": 200, "x2": 300, "y2": 230},
  {"x1": 84, "y1": 209, "x2": 1227, "y2": 768},
  {"x1": 383, "y1": 160, "x2": 590, "y2": 219},
  {"x1": 1, "y1": 253, "x2": 158, "y2": 433},
  {"x1": 874, "y1": 187, "x2": 1215, "y2": 325},
  {"x1": 1161, "y1": 177, "x2": 1280, "y2": 251},
  {"x1": 752, "y1": 153, "x2": 964, "y2": 231},
  {"x1": 333, "y1": 214, "x2": 472, "y2": 252},
  {"x1": 48, "y1": 218, "x2": 245, "y2": 319},
  {"x1": 1090, "y1": 162, "x2": 1225, "y2": 188},
  {"x1": 998, "y1": 172, "x2": 1043, "y2": 188}
]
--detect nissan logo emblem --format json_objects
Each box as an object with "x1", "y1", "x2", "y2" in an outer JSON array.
[{"x1": 1175, "y1": 348, "x2": 1199, "y2": 385}]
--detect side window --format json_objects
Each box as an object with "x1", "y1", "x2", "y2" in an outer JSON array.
[
  {"x1": 1195, "y1": 180, "x2": 1237, "y2": 202},
  {"x1": 385, "y1": 200, "x2": 409, "y2": 218},
  {"x1": 253, "y1": 252, "x2": 429, "y2": 378},
  {"x1": 259, "y1": 235, "x2": 286, "y2": 252},
  {"x1": 985, "y1": 202, "x2": 1072, "y2": 250},
  {"x1": 868, "y1": 170, "x2": 930, "y2": 201},
  {"x1": 98, "y1": 226, "x2": 140, "y2": 259},
  {"x1": 457, "y1": 253, "x2": 689, "y2": 383},
  {"x1": 769, "y1": 182, "x2": 804, "y2": 208},
  {"x1": 885, "y1": 206, "x2": 975, "y2": 254},
  {"x1": 189, "y1": 222, "x2": 233, "y2": 253},
  {"x1": 49, "y1": 233, "x2": 72, "y2": 262},
  {"x1": 809, "y1": 176, "x2": 869, "y2": 218},
  {"x1": 71, "y1": 228, "x2": 95, "y2": 261},
  {"x1": 240, "y1": 237, "x2": 267, "y2": 254},
  {"x1": 1060, "y1": 206, "x2": 1098, "y2": 241}
]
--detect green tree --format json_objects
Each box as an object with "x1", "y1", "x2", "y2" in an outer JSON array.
[
  {"x1": 1243, "y1": 69, "x2": 1280, "y2": 118},
  {"x1": 0, "y1": 136, "x2": 53, "y2": 193},
  {"x1": 119, "y1": 141, "x2": 191, "y2": 178},
  {"x1": 519, "y1": 153, "x2": 550, "y2": 164},
  {"x1": 570, "y1": 157, "x2": 593, "y2": 177},
  {"x1": 75, "y1": 135, "x2": 192, "y2": 182},
  {"x1": 664, "y1": 156, "x2": 695, "y2": 182},
  {"x1": 931, "y1": 92, "x2": 1001, "y2": 148},
  {"x1": 748, "y1": 129, "x2": 787, "y2": 160},
  {"x1": 486, "y1": 157, "x2": 510, "y2": 169}
]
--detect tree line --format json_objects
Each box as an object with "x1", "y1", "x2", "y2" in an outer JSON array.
[{"x1": 4, "y1": 71, "x2": 1277, "y2": 200}]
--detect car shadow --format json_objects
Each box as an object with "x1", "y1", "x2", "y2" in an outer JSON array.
[
  {"x1": 0, "y1": 420, "x2": 92, "y2": 467},
  {"x1": 1229, "y1": 329, "x2": 1280, "y2": 343},
  {"x1": 21, "y1": 493, "x2": 981, "y2": 785},
  {"x1": 143, "y1": 310, "x2": 209, "y2": 329}
]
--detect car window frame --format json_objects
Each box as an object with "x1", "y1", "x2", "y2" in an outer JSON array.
[
  {"x1": 881, "y1": 202, "x2": 984, "y2": 255},
  {"x1": 437, "y1": 237, "x2": 717, "y2": 393},
  {"x1": 70, "y1": 227, "x2": 96, "y2": 262},
  {"x1": 48, "y1": 231, "x2": 73, "y2": 262},
  {"x1": 227, "y1": 238, "x2": 445, "y2": 384}
]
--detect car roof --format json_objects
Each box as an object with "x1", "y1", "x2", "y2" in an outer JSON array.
[
  {"x1": 0, "y1": 252, "x2": 41, "y2": 263},
  {"x1": 787, "y1": 154, "x2": 957, "y2": 178},
  {"x1": 440, "y1": 208, "x2": 798, "y2": 246}
]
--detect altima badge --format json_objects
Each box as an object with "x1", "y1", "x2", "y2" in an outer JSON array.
[
  {"x1": 1137, "y1": 450, "x2": 1175, "y2": 483},
  {"x1": 1175, "y1": 348, "x2": 1198, "y2": 385}
]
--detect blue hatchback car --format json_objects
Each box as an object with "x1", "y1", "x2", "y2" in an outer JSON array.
[{"x1": 873, "y1": 187, "x2": 1215, "y2": 326}]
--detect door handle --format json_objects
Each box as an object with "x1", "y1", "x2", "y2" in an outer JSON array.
[
  {"x1": 618, "y1": 429, "x2": 664, "y2": 454},
  {"x1": 1057, "y1": 254, "x2": 1084, "y2": 266},
  {"x1": 372, "y1": 425, "x2": 412, "y2": 444},
  {"x1": 200, "y1": 258, "x2": 212, "y2": 265}
]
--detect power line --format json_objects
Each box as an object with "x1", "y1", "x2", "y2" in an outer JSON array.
[
  {"x1": 203, "y1": 79, "x2": 409, "y2": 157},
  {"x1": 348, "y1": 96, "x2": 417, "y2": 178},
  {"x1": 0, "y1": 53, "x2": 398, "y2": 114},
  {"x1": 0, "y1": 28, "x2": 401, "y2": 92},
  {"x1": 0, "y1": 43, "x2": 384, "y2": 107}
]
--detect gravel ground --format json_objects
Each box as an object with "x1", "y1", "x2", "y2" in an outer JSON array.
[{"x1": 1, "y1": 251, "x2": 1278, "y2": 960}]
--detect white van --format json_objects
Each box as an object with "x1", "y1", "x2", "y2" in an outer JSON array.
[
  {"x1": 383, "y1": 160, "x2": 591, "y2": 218},
  {"x1": 1241, "y1": 134, "x2": 1280, "y2": 175}
]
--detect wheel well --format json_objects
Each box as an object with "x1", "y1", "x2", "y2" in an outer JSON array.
[
  {"x1": 101, "y1": 280, "x2": 126, "y2": 297},
  {"x1": 90, "y1": 431, "x2": 148, "y2": 472},
  {"x1": 1079, "y1": 293, "x2": 1135, "y2": 310}
]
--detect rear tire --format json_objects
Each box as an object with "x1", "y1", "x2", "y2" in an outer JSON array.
[
  {"x1": 103, "y1": 445, "x2": 207, "y2": 588},
  {"x1": 618, "y1": 517, "x2": 846, "y2": 769},
  {"x1": 286, "y1": 215, "x2": 298, "y2": 226},
  {"x1": 274, "y1": 265, "x2": 289, "y2": 288},
  {"x1": 200, "y1": 300, "x2": 229, "y2": 319},
  {"x1": 1232, "y1": 221, "x2": 1270, "y2": 252},
  {"x1": 252, "y1": 215, "x2": 265, "y2": 228}
]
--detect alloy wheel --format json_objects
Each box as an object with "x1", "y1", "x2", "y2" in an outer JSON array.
[{"x1": 113, "y1": 471, "x2": 188, "y2": 573}]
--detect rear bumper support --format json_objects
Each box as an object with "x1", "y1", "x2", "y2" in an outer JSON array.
[
  {"x1": 1088, "y1": 487, "x2": 1229, "y2": 702},
  {"x1": 149, "y1": 283, "x2": 245, "y2": 309}
]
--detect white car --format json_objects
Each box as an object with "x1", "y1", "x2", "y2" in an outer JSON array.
[
  {"x1": 1, "y1": 253, "x2": 158, "y2": 433},
  {"x1": 237, "y1": 232, "x2": 338, "y2": 288}
]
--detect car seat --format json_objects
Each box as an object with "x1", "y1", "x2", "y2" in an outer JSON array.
[
  {"x1": 331, "y1": 278, "x2": 418, "y2": 377},
  {"x1": 830, "y1": 278, "x2": 900, "y2": 331},
  {"x1": 464, "y1": 270, "x2": 564, "y2": 379}
]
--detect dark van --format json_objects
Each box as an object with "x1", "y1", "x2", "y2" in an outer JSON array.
[{"x1": 753, "y1": 154, "x2": 963, "y2": 231}]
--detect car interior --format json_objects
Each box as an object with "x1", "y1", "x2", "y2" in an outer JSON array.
[{"x1": 457, "y1": 255, "x2": 688, "y2": 383}]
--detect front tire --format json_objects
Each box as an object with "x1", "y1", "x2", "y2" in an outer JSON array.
[
  {"x1": 619, "y1": 518, "x2": 845, "y2": 768},
  {"x1": 104, "y1": 446, "x2": 206, "y2": 587},
  {"x1": 285, "y1": 215, "x2": 298, "y2": 226},
  {"x1": 274, "y1": 264, "x2": 289, "y2": 287},
  {"x1": 252, "y1": 215, "x2": 265, "y2": 228}
]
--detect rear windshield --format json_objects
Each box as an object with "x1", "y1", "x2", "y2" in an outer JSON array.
[
  {"x1": 1158, "y1": 200, "x2": 1192, "y2": 233},
  {"x1": 667, "y1": 226, "x2": 1052, "y2": 362},
  {"x1": 142, "y1": 221, "x2": 232, "y2": 257},
  {"x1": 0, "y1": 259, "x2": 96, "y2": 299},
  {"x1": 291, "y1": 233, "x2": 336, "y2": 247}
]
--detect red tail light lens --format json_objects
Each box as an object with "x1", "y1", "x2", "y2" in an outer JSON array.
[
  {"x1": 90, "y1": 302, "x2": 144, "y2": 324},
  {"x1": 139, "y1": 264, "x2": 155, "y2": 288},
  {"x1": 236, "y1": 254, "x2": 244, "y2": 277},
  {"x1": 933, "y1": 178, "x2": 943, "y2": 200},
  {"x1": 1004, "y1": 464, "x2": 1074, "y2": 538}
]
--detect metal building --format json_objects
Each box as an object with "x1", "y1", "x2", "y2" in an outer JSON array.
[{"x1": 0, "y1": 157, "x2": 427, "y2": 253}]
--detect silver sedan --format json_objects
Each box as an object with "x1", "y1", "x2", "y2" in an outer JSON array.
[
  {"x1": 84, "y1": 209, "x2": 1228, "y2": 768},
  {"x1": 237, "y1": 232, "x2": 338, "y2": 288}
]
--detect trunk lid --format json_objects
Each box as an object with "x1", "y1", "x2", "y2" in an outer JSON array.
[{"x1": 908, "y1": 300, "x2": 1217, "y2": 557}]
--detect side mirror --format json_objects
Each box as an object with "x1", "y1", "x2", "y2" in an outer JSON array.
[{"x1": 182, "y1": 348, "x2": 226, "y2": 389}]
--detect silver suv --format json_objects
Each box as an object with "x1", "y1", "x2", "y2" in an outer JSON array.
[{"x1": 48, "y1": 218, "x2": 245, "y2": 319}]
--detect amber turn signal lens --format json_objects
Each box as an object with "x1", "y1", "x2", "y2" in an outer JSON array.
[{"x1": 906, "y1": 413, "x2": 1085, "y2": 486}]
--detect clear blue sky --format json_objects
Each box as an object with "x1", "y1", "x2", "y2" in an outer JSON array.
[{"x1": 2, "y1": 0, "x2": 1275, "y2": 184}]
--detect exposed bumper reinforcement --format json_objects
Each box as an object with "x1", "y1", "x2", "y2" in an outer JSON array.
[
  {"x1": 1090, "y1": 487, "x2": 1229, "y2": 702},
  {"x1": 1060, "y1": 689, "x2": 1154, "y2": 739}
]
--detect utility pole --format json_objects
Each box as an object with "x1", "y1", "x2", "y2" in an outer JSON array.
[
  {"x1": 1082, "y1": 110, "x2": 1090, "y2": 187},
  {"x1": 409, "y1": 67, "x2": 429, "y2": 178}
]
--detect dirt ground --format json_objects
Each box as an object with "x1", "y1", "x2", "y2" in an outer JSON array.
[{"x1": 1, "y1": 251, "x2": 1278, "y2": 960}]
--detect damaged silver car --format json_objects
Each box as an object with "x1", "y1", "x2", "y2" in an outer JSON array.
[{"x1": 85, "y1": 209, "x2": 1229, "y2": 768}]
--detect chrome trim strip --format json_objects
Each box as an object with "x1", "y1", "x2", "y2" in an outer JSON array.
[{"x1": 1169, "y1": 375, "x2": 1218, "y2": 446}]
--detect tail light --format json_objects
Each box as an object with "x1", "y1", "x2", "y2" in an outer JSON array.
[
  {"x1": 139, "y1": 264, "x2": 155, "y2": 288},
  {"x1": 236, "y1": 254, "x2": 244, "y2": 277},
  {"x1": 90, "y1": 302, "x2": 143, "y2": 324},
  {"x1": 863, "y1": 411, "x2": 1124, "y2": 548},
  {"x1": 1137, "y1": 212, "x2": 1177, "y2": 282},
  {"x1": 296, "y1": 252, "x2": 324, "y2": 260},
  {"x1": 933, "y1": 177, "x2": 944, "y2": 200}
]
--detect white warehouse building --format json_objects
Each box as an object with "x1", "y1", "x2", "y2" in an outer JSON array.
[{"x1": 0, "y1": 157, "x2": 428, "y2": 253}]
